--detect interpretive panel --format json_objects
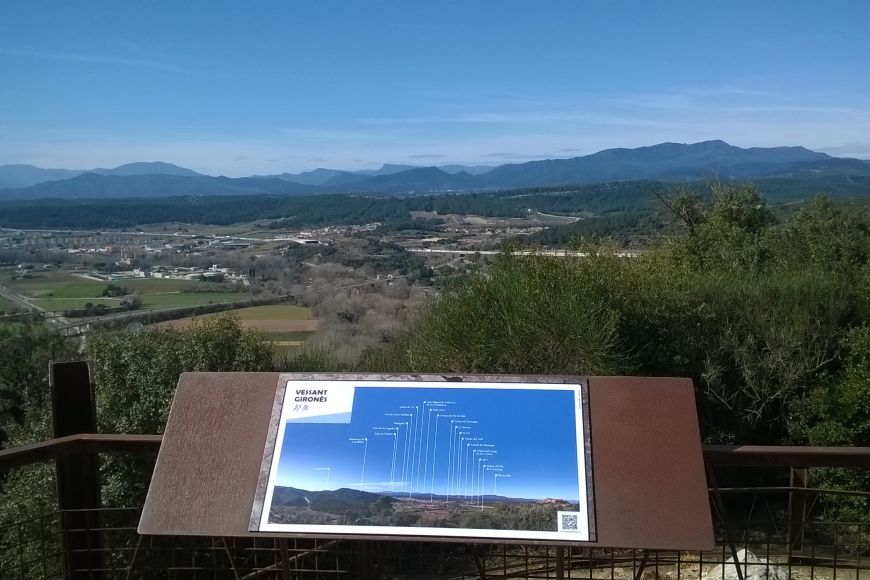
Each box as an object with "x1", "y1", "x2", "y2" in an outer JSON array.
[{"x1": 251, "y1": 379, "x2": 594, "y2": 542}]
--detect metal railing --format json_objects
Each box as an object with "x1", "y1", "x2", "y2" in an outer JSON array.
[{"x1": 0, "y1": 434, "x2": 868, "y2": 579}]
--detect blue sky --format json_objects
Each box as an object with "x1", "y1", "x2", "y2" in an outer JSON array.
[
  {"x1": 2, "y1": 1, "x2": 869, "y2": 175},
  {"x1": 273, "y1": 386, "x2": 582, "y2": 502}
]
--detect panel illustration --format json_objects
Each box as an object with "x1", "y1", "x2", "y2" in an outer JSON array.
[{"x1": 254, "y1": 380, "x2": 593, "y2": 541}]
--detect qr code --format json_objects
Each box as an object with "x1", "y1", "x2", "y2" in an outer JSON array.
[{"x1": 557, "y1": 511, "x2": 581, "y2": 532}]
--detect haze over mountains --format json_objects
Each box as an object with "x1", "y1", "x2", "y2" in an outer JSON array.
[{"x1": 2, "y1": 140, "x2": 869, "y2": 201}]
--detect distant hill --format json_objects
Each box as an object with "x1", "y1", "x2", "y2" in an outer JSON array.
[
  {"x1": 2, "y1": 141, "x2": 868, "y2": 200},
  {"x1": 382, "y1": 491, "x2": 541, "y2": 503},
  {"x1": 355, "y1": 163, "x2": 419, "y2": 176},
  {"x1": 91, "y1": 161, "x2": 201, "y2": 177},
  {"x1": 271, "y1": 486, "x2": 387, "y2": 513},
  {"x1": 319, "y1": 171, "x2": 377, "y2": 188},
  {"x1": 259, "y1": 168, "x2": 349, "y2": 186},
  {"x1": 323, "y1": 166, "x2": 477, "y2": 193},
  {"x1": 477, "y1": 140, "x2": 839, "y2": 188},
  {"x1": 0, "y1": 164, "x2": 85, "y2": 188},
  {"x1": 259, "y1": 164, "x2": 495, "y2": 186},
  {"x1": 325, "y1": 141, "x2": 868, "y2": 193},
  {"x1": 0, "y1": 161, "x2": 201, "y2": 189},
  {"x1": 0, "y1": 172, "x2": 315, "y2": 200},
  {"x1": 437, "y1": 164, "x2": 496, "y2": 175}
]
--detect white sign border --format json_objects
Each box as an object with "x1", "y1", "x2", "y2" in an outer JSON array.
[{"x1": 254, "y1": 379, "x2": 593, "y2": 542}]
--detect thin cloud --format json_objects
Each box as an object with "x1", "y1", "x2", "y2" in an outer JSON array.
[
  {"x1": 818, "y1": 142, "x2": 870, "y2": 159},
  {"x1": 486, "y1": 152, "x2": 552, "y2": 160},
  {"x1": 408, "y1": 153, "x2": 447, "y2": 159},
  {"x1": 726, "y1": 105, "x2": 865, "y2": 116},
  {"x1": 0, "y1": 47, "x2": 184, "y2": 73}
]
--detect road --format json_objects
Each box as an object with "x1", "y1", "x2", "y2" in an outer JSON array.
[
  {"x1": 407, "y1": 248, "x2": 640, "y2": 258},
  {"x1": 0, "y1": 284, "x2": 44, "y2": 312}
]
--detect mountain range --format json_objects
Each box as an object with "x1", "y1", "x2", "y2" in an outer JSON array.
[
  {"x1": 2, "y1": 140, "x2": 869, "y2": 200},
  {"x1": 270, "y1": 486, "x2": 540, "y2": 513}
]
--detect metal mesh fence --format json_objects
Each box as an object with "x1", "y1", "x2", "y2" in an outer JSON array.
[{"x1": 1, "y1": 490, "x2": 867, "y2": 580}]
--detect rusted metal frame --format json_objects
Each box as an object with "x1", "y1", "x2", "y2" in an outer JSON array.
[
  {"x1": 711, "y1": 485, "x2": 870, "y2": 496},
  {"x1": 705, "y1": 464, "x2": 744, "y2": 580},
  {"x1": 3, "y1": 439, "x2": 868, "y2": 473},
  {"x1": 704, "y1": 445, "x2": 870, "y2": 467},
  {"x1": 50, "y1": 360, "x2": 103, "y2": 580},
  {"x1": 632, "y1": 550, "x2": 650, "y2": 580},
  {"x1": 351, "y1": 541, "x2": 374, "y2": 580},
  {"x1": 278, "y1": 539, "x2": 293, "y2": 580},
  {"x1": 0, "y1": 433, "x2": 162, "y2": 471},
  {"x1": 788, "y1": 467, "x2": 809, "y2": 559},
  {"x1": 123, "y1": 535, "x2": 144, "y2": 580},
  {"x1": 470, "y1": 543, "x2": 488, "y2": 579},
  {"x1": 220, "y1": 537, "x2": 242, "y2": 580},
  {"x1": 555, "y1": 545, "x2": 565, "y2": 580}
]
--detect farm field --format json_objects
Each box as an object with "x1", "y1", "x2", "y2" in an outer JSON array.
[
  {"x1": 31, "y1": 297, "x2": 119, "y2": 311},
  {"x1": 143, "y1": 221, "x2": 267, "y2": 237},
  {"x1": 139, "y1": 292, "x2": 249, "y2": 309},
  {"x1": 158, "y1": 304, "x2": 318, "y2": 356},
  {"x1": 2, "y1": 271, "x2": 103, "y2": 298},
  {"x1": 159, "y1": 304, "x2": 316, "y2": 330},
  {"x1": 1, "y1": 271, "x2": 250, "y2": 313},
  {"x1": 0, "y1": 296, "x2": 13, "y2": 312}
]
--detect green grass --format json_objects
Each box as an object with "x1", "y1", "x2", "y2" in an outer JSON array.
[
  {"x1": 140, "y1": 292, "x2": 249, "y2": 309},
  {"x1": 3, "y1": 272, "x2": 251, "y2": 313},
  {"x1": 4, "y1": 272, "x2": 245, "y2": 298},
  {"x1": 31, "y1": 297, "x2": 120, "y2": 311},
  {"x1": 123, "y1": 278, "x2": 208, "y2": 293},
  {"x1": 34, "y1": 292, "x2": 249, "y2": 313},
  {"x1": 273, "y1": 342, "x2": 306, "y2": 357},
  {"x1": 3, "y1": 272, "x2": 103, "y2": 298},
  {"x1": 224, "y1": 304, "x2": 313, "y2": 320},
  {"x1": 264, "y1": 330, "x2": 316, "y2": 341},
  {"x1": 0, "y1": 296, "x2": 13, "y2": 312},
  {"x1": 160, "y1": 304, "x2": 316, "y2": 331}
]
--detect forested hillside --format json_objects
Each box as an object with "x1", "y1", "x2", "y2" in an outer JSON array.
[{"x1": 1, "y1": 175, "x2": 869, "y2": 230}]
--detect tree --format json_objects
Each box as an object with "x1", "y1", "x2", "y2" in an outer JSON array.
[
  {"x1": 101, "y1": 283, "x2": 128, "y2": 297},
  {"x1": 664, "y1": 182, "x2": 775, "y2": 271},
  {"x1": 792, "y1": 326, "x2": 870, "y2": 522},
  {"x1": 0, "y1": 324, "x2": 76, "y2": 576},
  {"x1": 0, "y1": 314, "x2": 276, "y2": 568},
  {"x1": 0, "y1": 323, "x2": 76, "y2": 445},
  {"x1": 777, "y1": 194, "x2": 869, "y2": 276},
  {"x1": 381, "y1": 250, "x2": 625, "y2": 376}
]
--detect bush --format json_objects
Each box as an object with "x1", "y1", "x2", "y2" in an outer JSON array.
[
  {"x1": 792, "y1": 326, "x2": 870, "y2": 522},
  {"x1": 388, "y1": 251, "x2": 626, "y2": 376},
  {"x1": 84, "y1": 315, "x2": 275, "y2": 506}
]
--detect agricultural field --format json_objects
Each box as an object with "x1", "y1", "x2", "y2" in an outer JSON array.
[
  {"x1": 158, "y1": 304, "x2": 318, "y2": 355},
  {"x1": 138, "y1": 292, "x2": 249, "y2": 309},
  {"x1": 159, "y1": 304, "x2": 315, "y2": 330},
  {"x1": 0, "y1": 271, "x2": 250, "y2": 314},
  {"x1": 0, "y1": 296, "x2": 13, "y2": 312}
]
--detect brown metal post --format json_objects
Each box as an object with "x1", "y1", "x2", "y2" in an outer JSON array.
[
  {"x1": 788, "y1": 467, "x2": 809, "y2": 557},
  {"x1": 352, "y1": 541, "x2": 374, "y2": 580},
  {"x1": 705, "y1": 464, "x2": 744, "y2": 580},
  {"x1": 50, "y1": 360, "x2": 103, "y2": 579}
]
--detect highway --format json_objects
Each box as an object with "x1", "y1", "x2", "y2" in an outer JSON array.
[{"x1": 407, "y1": 248, "x2": 640, "y2": 258}]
